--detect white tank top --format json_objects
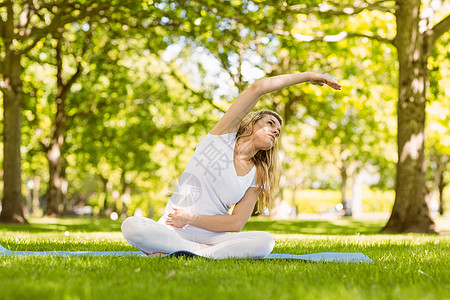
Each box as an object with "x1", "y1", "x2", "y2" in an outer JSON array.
[{"x1": 159, "y1": 131, "x2": 256, "y2": 242}]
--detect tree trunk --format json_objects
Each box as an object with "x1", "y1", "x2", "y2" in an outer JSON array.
[
  {"x1": 438, "y1": 172, "x2": 446, "y2": 216},
  {"x1": 44, "y1": 84, "x2": 68, "y2": 216},
  {"x1": 341, "y1": 159, "x2": 351, "y2": 217},
  {"x1": 0, "y1": 49, "x2": 28, "y2": 224},
  {"x1": 268, "y1": 91, "x2": 302, "y2": 218},
  {"x1": 351, "y1": 171, "x2": 363, "y2": 218},
  {"x1": 437, "y1": 154, "x2": 448, "y2": 216},
  {"x1": 61, "y1": 165, "x2": 69, "y2": 214},
  {"x1": 31, "y1": 176, "x2": 42, "y2": 217},
  {"x1": 99, "y1": 176, "x2": 109, "y2": 216},
  {"x1": 291, "y1": 181, "x2": 301, "y2": 217},
  {"x1": 120, "y1": 170, "x2": 130, "y2": 217},
  {"x1": 44, "y1": 37, "x2": 80, "y2": 216},
  {"x1": 381, "y1": 0, "x2": 437, "y2": 233},
  {"x1": 44, "y1": 100, "x2": 67, "y2": 216}
]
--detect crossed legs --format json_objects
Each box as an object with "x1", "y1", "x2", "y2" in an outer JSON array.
[
  {"x1": 121, "y1": 216, "x2": 275, "y2": 259},
  {"x1": 121, "y1": 216, "x2": 201, "y2": 255}
]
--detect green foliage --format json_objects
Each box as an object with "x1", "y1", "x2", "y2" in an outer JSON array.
[
  {"x1": 426, "y1": 32, "x2": 450, "y2": 195},
  {"x1": 2, "y1": 0, "x2": 449, "y2": 218}
]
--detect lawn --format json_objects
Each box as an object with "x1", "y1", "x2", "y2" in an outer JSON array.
[{"x1": 1, "y1": 217, "x2": 449, "y2": 300}]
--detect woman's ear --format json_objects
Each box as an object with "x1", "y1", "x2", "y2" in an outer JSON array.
[{"x1": 244, "y1": 125, "x2": 253, "y2": 134}]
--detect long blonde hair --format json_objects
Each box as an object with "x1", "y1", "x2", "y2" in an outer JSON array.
[{"x1": 236, "y1": 110, "x2": 283, "y2": 213}]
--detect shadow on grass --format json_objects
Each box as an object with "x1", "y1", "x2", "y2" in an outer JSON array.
[
  {"x1": 243, "y1": 218, "x2": 386, "y2": 235},
  {"x1": 0, "y1": 217, "x2": 122, "y2": 233},
  {"x1": 1, "y1": 217, "x2": 386, "y2": 235}
]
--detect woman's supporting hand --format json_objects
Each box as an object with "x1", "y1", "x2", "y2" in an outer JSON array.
[
  {"x1": 166, "y1": 207, "x2": 193, "y2": 228},
  {"x1": 307, "y1": 72, "x2": 341, "y2": 90}
]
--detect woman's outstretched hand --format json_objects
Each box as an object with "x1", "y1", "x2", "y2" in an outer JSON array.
[
  {"x1": 307, "y1": 72, "x2": 341, "y2": 90},
  {"x1": 166, "y1": 206, "x2": 193, "y2": 228}
]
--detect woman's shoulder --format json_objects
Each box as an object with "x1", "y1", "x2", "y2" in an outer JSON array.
[
  {"x1": 207, "y1": 130, "x2": 237, "y2": 141},
  {"x1": 193, "y1": 131, "x2": 237, "y2": 153}
]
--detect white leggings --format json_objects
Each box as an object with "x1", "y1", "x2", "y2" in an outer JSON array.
[{"x1": 121, "y1": 216, "x2": 275, "y2": 259}]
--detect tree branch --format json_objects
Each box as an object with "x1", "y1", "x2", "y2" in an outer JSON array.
[
  {"x1": 0, "y1": 13, "x2": 5, "y2": 34},
  {"x1": 274, "y1": 29, "x2": 394, "y2": 45},
  {"x1": 65, "y1": 27, "x2": 92, "y2": 90},
  {"x1": 168, "y1": 64, "x2": 227, "y2": 113},
  {"x1": 212, "y1": 44, "x2": 241, "y2": 92},
  {"x1": 56, "y1": 36, "x2": 64, "y2": 88},
  {"x1": 20, "y1": 2, "x2": 108, "y2": 54},
  {"x1": 430, "y1": 14, "x2": 450, "y2": 46},
  {"x1": 258, "y1": 0, "x2": 397, "y2": 15},
  {"x1": 104, "y1": 15, "x2": 181, "y2": 31},
  {"x1": 192, "y1": 0, "x2": 396, "y2": 48},
  {"x1": 39, "y1": 140, "x2": 50, "y2": 153},
  {"x1": 5, "y1": 0, "x2": 14, "y2": 39},
  {"x1": 346, "y1": 32, "x2": 394, "y2": 44}
]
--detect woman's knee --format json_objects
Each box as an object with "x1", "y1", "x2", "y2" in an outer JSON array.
[
  {"x1": 254, "y1": 231, "x2": 275, "y2": 256},
  {"x1": 121, "y1": 216, "x2": 147, "y2": 242}
]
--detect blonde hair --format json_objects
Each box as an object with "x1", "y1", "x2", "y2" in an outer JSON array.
[{"x1": 236, "y1": 110, "x2": 283, "y2": 213}]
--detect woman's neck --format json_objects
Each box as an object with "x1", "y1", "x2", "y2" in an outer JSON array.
[{"x1": 235, "y1": 136, "x2": 257, "y2": 163}]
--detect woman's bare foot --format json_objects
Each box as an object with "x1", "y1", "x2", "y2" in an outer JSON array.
[
  {"x1": 199, "y1": 244, "x2": 212, "y2": 250},
  {"x1": 140, "y1": 250, "x2": 167, "y2": 257},
  {"x1": 148, "y1": 252, "x2": 167, "y2": 257}
]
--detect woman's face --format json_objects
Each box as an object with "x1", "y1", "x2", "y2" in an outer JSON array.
[{"x1": 252, "y1": 115, "x2": 282, "y2": 150}]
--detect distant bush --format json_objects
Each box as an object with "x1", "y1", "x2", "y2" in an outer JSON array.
[
  {"x1": 85, "y1": 185, "x2": 450, "y2": 217},
  {"x1": 361, "y1": 188, "x2": 395, "y2": 212},
  {"x1": 287, "y1": 189, "x2": 341, "y2": 213},
  {"x1": 285, "y1": 187, "x2": 396, "y2": 213}
]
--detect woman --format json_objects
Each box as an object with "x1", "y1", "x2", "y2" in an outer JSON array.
[{"x1": 121, "y1": 71, "x2": 341, "y2": 259}]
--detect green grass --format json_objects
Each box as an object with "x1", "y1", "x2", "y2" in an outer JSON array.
[{"x1": 1, "y1": 217, "x2": 450, "y2": 300}]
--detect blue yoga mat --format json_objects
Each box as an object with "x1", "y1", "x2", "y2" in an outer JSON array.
[{"x1": 0, "y1": 244, "x2": 373, "y2": 263}]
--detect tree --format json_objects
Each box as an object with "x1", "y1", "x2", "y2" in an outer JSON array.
[
  {"x1": 253, "y1": 0, "x2": 449, "y2": 232},
  {"x1": 62, "y1": 31, "x2": 220, "y2": 216},
  {"x1": 0, "y1": 0, "x2": 111, "y2": 223},
  {"x1": 0, "y1": 0, "x2": 173, "y2": 221},
  {"x1": 39, "y1": 25, "x2": 92, "y2": 216},
  {"x1": 425, "y1": 32, "x2": 450, "y2": 216},
  {"x1": 381, "y1": 1, "x2": 449, "y2": 233}
]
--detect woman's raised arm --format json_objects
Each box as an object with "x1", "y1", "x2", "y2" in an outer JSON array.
[{"x1": 210, "y1": 72, "x2": 341, "y2": 135}]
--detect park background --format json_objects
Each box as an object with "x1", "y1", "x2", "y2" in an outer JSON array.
[
  {"x1": 0, "y1": 0, "x2": 449, "y2": 231},
  {"x1": 1, "y1": 1, "x2": 450, "y2": 299}
]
